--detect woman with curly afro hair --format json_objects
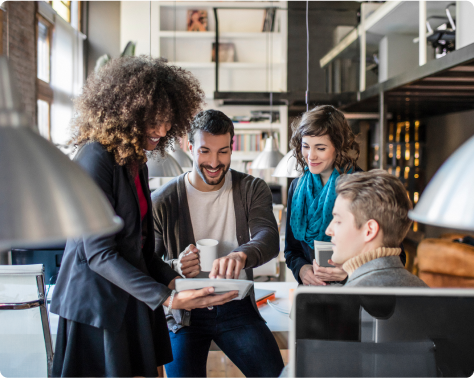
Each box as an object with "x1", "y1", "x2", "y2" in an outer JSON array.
[{"x1": 51, "y1": 56, "x2": 238, "y2": 377}]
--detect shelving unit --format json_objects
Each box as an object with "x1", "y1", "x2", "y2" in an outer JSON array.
[
  {"x1": 320, "y1": 1, "x2": 455, "y2": 90},
  {"x1": 147, "y1": 1, "x2": 288, "y2": 99}
]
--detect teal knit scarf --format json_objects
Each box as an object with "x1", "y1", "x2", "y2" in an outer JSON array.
[{"x1": 290, "y1": 168, "x2": 341, "y2": 246}]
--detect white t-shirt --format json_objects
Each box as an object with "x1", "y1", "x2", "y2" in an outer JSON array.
[{"x1": 185, "y1": 170, "x2": 245, "y2": 279}]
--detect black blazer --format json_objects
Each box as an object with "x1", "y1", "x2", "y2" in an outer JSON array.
[
  {"x1": 284, "y1": 171, "x2": 406, "y2": 284},
  {"x1": 51, "y1": 142, "x2": 180, "y2": 331}
]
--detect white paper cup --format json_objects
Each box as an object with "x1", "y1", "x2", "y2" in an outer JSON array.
[{"x1": 196, "y1": 239, "x2": 218, "y2": 271}]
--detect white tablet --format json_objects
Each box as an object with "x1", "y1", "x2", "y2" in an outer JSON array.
[{"x1": 175, "y1": 278, "x2": 254, "y2": 300}]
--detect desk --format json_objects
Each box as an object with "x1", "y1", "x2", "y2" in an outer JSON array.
[{"x1": 255, "y1": 282, "x2": 297, "y2": 349}]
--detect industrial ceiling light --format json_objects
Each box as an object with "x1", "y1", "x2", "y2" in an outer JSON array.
[
  {"x1": 0, "y1": 57, "x2": 122, "y2": 251},
  {"x1": 169, "y1": 141, "x2": 193, "y2": 169},
  {"x1": 147, "y1": 152, "x2": 184, "y2": 178},
  {"x1": 409, "y1": 135, "x2": 474, "y2": 230},
  {"x1": 251, "y1": 135, "x2": 284, "y2": 170},
  {"x1": 250, "y1": 6, "x2": 284, "y2": 171},
  {"x1": 272, "y1": 150, "x2": 301, "y2": 178}
]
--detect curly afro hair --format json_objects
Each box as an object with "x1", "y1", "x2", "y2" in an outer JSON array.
[
  {"x1": 290, "y1": 105, "x2": 360, "y2": 174},
  {"x1": 71, "y1": 55, "x2": 204, "y2": 166}
]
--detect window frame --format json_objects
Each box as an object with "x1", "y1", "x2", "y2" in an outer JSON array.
[
  {"x1": 0, "y1": 7, "x2": 4, "y2": 55},
  {"x1": 36, "y1": 13, "x2": 54, "y2": 140}
]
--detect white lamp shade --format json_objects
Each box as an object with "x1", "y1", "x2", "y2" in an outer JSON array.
[
  {"x1": 409, "y1": 134, "x2": 474, "y2": 230},
  {"x1": 250, "y1": 136, "x2": 284, "y2": 170},
  {"x1": 272, "y1": 150, "x2": 301, "y2": 178},
  {"x1": 0, "y1": 57, "x2": 122, "y2": 250},
  {"x1": 147, "y1": 153, "x2": 184, "y2": 178}
]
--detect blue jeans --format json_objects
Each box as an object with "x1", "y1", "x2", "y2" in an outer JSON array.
[{"x1": 165, "y1": 297, "x2": 284, "y2": 377}]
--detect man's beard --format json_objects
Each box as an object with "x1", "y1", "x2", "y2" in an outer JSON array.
[{"x1": 196, "y1": 163, "x2": 229, "y2": 186}]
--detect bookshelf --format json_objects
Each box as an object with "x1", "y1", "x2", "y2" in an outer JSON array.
[{"x1": 120, "y1": 1, "x2": 288, "y2": 99}]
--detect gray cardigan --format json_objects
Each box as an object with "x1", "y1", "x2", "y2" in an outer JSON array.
[
  {"x1": 345, "y1": 256, "x2": 428, "y2": 287},
  {"x1": 151, "y1": 169, "x2": 279, "y2": 332}
]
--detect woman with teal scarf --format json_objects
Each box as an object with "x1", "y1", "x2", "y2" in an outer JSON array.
[{"x1": 284, "y1": 105, "x2": 360, "y2": 285}]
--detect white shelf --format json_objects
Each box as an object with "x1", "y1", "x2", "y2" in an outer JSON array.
[
  {"x1": 320, "y1": 28, "x2": 358, "y2": 68},
  {"x1": 233, "y1": 122, "x2": 283, "y2": 131},
  {"x1": 366, "y1": 1, "x2": 453, "y2": 36},
  {"x1": 158, "y1": 1, "x2": 283, "y2": 9},
  {"x1": 231, "y1": 151, "x2": 261, "y2": 161},
  {"x1": 159, "y1": 31, "x2": 282, "y2": 39},
  {"x1": 169, "y1": 62, "x2": 284, "y2": 69}
]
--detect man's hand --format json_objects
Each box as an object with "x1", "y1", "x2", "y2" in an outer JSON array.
[
  {"x1": 179, "y1": 244, "x2": 201, "y2": 278},
  {"x1": 209, "y1": 252, "x2": 247, "y2": 279},
  {"x1": 312, "y1": 259, "x2": 348, "y2": 282},
  {"x1": 299, "y1": 264, "x2": 326, "y2": 286}
]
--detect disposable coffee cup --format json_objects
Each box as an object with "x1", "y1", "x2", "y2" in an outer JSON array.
[{"x1": 196, "y1": 239, "x2": 218, "y2": 271}]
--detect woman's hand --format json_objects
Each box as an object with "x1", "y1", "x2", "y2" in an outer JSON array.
[
  {"x1": 166, "y1": 287, "x2": 239, "y2": 311},
  {"x1": 312, "y1": 259, "x2": 348, "y2": 282},
  {"x1": 299, "y1": 264, "x2": 327, "y2": 286}
]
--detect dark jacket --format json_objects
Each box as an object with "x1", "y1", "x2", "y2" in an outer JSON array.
[
  {"x1": 284, "y1": 174, "x2": 406, "y2": 284},
  {"x1": 345, "y1": 256, "x2": 428, "y2": 287},
  {"x1": 151, "y1": 170, "x2": 279, "y2": 332},
  {"x1": 51, "y1": 142, "x2": 180, "y2": 332}
]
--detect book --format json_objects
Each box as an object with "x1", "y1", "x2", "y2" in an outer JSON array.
[
  {"x1": 211, "y1": 42, "x2": 236, "y2": 63},
  {"x1": 262, "y1": 8, "x2": 276, "y2": 32},
  {"x1": 187, "y1": 10, "x2": 208, "y2": 32},
  {"x1": 175, "y1": 278, "x2": 254, "y2": 300}
]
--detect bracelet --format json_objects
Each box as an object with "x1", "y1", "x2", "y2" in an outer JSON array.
[{"x1": 167, "y1": 290, "x2": 176, "y2": 315}]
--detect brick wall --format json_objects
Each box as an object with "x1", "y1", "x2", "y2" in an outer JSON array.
[{"x1": 2, "y1": 1, "x2": 36, "y2": 126}]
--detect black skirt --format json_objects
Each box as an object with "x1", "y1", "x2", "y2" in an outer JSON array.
[{"x1": 52, "y1": 296, "x2": 173, "y2": 377}]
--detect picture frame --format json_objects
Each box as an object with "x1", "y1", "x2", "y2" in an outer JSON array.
[{"x1": 187, "y1": 10, "x2": 208, "y2": 32}]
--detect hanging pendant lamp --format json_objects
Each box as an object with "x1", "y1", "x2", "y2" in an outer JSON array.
[
  {"x1": 272, "y1": 150, "x2": 301, "y2": 178},
  {"x1": 250, "y1": 135, "x2": 284, "y2": 170},
  {"x1": 169, "y1": 141, "x2": 193, "y2": 169},
  {"x1": 409, "y1": 135, "x2": 474, "y2": 230},
  {"x1": 147, "y1": 152, "x2": 184, "y2": 178},
  {"x1": 0, "y1": 57, "x2": 123, "y2": 251},
  {"x1": 273, "y1": 1, "x2": 310, "y2": 174}
]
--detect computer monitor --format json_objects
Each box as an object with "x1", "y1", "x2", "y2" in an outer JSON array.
[
  {"x1": 11, "y1": 247, "x2": 65, "y2": 285},
  {"x1": 290, "y1": 287, "x2": 474, "y2": 377}
]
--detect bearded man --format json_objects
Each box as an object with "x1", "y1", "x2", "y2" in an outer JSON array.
[{"x1": 151, "y1": 109, "x2": 284, "y2": 377}]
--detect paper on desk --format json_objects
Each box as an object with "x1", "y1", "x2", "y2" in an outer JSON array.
[{"x1": 175, "y1": 278, "x2": 253, "y2": 300}]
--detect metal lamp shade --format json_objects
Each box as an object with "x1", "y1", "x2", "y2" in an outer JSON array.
[
  {"x1": 0, "y1": 57, "x2": 122, "y2": 250},
  {"x1": 409, "y1": 134, "x2": 474, "y2": 230},
  {"x1": 272, "y1": 150, "x2": 301, "y2": 178},
  {"x1": 147, "y1": 153, "x2": 184, "y2": 178},
  {"x1": 250, "y1": 136, "x2": 284, "y2": 170},
  {"x1": 169, "y1": 141, "x2": 193, "y2": 169}
]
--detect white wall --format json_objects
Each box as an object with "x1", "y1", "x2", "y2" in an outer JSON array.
[
  {"x1": 456, "y1": 0, "x2": 474, "y2": 50},
  {"x1": 378, "y1": 34, "x2": 419, "y2": 82}
]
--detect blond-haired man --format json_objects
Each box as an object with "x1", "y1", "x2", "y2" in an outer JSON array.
[{"x1": 325, "y1": 170, "x2": 427, "y2": 287}]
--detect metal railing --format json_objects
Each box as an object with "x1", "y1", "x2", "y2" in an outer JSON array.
[{"x1": 0, "y1": 267, "x2": 54, "y2": 377}]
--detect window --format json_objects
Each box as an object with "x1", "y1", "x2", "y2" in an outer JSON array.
[
  {"x1": 0, "y1": 7, "x2": 4, "y2": 55},
  {"x1": 37, "y1": 99, "x2": 51, "y2": 140},
  {"x1": 49, "y1": 1, "x2": 81, "y2": 31},
  {"x1": 51, "y1": 1, "x2": 70, "y2": 23},
  {"x1": 37, "y1": 18, "x2": 51, "y2": 82},
  {"x1": 36, "y1": 14, "x2": 53, "y2": 140}
]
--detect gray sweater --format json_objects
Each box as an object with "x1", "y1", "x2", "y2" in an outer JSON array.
[
  {"x1": 151, "y1": 169, "x2": 279, "y2": 331},
  {"x1": 345, "y1": 256, "x2": 428, "y2": 287}
]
